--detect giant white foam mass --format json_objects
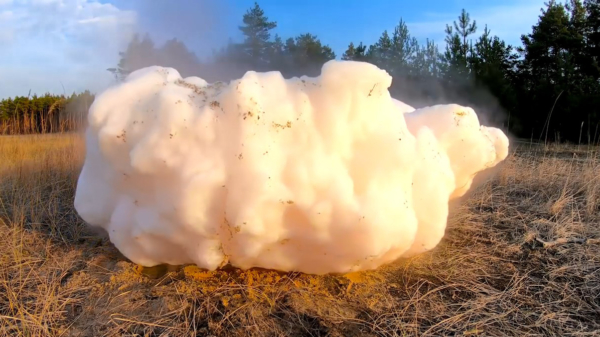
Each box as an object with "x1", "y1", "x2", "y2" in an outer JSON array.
[{"x1": 74, "y1": 60, "x2": 509, "y2": 275}]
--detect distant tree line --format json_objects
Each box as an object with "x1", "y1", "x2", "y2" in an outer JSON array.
[
  {"x1": 0, "y1": 92, "x2": 94, "y2": 135},
  {"x1": 3, "y1": 0, "x2": 600, "y2": 143}
]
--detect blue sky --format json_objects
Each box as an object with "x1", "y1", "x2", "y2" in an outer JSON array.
[{"x1": 0, "y1": 0, "x2": 548, "y2": 99}]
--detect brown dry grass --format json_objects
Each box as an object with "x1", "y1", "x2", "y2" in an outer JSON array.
[{"x1": 1, "y1": 134, "x2": 599, "y2": 337}]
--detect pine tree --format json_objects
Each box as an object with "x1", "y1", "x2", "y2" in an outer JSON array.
[
  {"x1": 342, "y1": 42, "x2": 367, "y2": 61},
  {"x1": 156, "y1": 38, "x2": 201, "y2": 77},
  {"x1": 367, "y1": 30, "x2": 394, "y2": 70},
  {"x1": 442, "y1": 9, "x2": 477, "y2": 81},
  {"x1": 268, "y1": 34, "x2": 286, "y2": 70},
  {"x1": 470, "y1": 26, "x2": 519, "y2": 125},
  {"x1": 519, "y1": 1, "x2": 589, "y2": 141},
  {"x1": 109, "y1": 34, "x2": 158, "y2": 81},
  {"x1": 238, "y1": 2, "x2": 277, "y2": 69},
  {"x1": 285, "y1": 33, "x2": 335, "y2": 76},
  {"x1": 585, "y1": 0, "x2": 600, "y2": 74},
  {"x1": 390, "y1": 19, "x2": 419, "y2": 76},
  {"x1": 342, "y1": 42, "x2": 357, "y2": 60}
]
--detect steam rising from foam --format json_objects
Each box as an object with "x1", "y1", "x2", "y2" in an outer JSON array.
[{"x1": 74, "y1": 60, "x2": 509, "y2": 274}]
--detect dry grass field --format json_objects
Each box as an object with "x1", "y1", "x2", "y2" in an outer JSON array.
[{"x1": 1, "y1": 133, "x2": 599, "y2": 337}]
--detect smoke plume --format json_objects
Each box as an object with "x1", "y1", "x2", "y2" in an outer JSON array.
[{"x1": 74, "y1": 60, "x2": 509, "y2": 274}]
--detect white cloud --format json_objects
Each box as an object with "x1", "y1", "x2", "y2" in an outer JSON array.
[
  {"x1": 0, "y1": 0, "x2": 137, "y2": 98},
  {"x1": 407, "y1": 0, "x2": 547, "y2": 47}
]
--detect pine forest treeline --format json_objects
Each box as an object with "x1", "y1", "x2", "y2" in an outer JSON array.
[
  {"x1": 3, "y1": 0, "x2": 600, "y2": 143},
  {"x1": 0, "y1": 92, "x2": 94, "y2": 135}
]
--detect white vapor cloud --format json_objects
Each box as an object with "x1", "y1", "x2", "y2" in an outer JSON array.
[
  {"x1": 74, "y1": 61, "x2": 510, "y2": 274},
  {"x1": 0, "y1": 0, "x2": 137, "y2": 98}
]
